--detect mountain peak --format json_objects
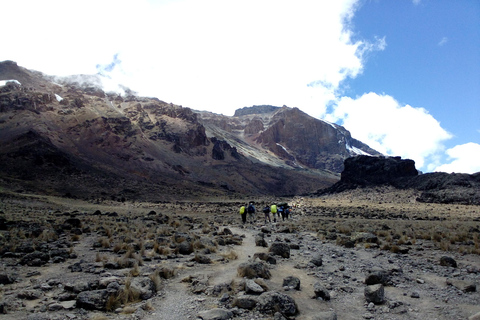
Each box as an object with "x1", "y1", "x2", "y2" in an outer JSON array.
[{"x1": 234, "y1": 105, "x2": 283, "y2": 117}]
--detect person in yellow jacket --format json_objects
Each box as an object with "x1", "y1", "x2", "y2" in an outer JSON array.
[
  {"x1": 239, "y1": 205, "x2": 247, "y2": 224},
  {"x1": 270, "y1": 204, "x2": 278, "y2": 222}
]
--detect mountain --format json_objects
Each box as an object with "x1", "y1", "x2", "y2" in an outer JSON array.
[
  {"x1": 0, "y1": 61, "x2": 379, "y2": 201},
  {"x1": 197, "y1": 105, "x2": 380, "y2": 173}
]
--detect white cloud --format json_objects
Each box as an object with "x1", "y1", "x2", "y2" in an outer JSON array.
[
  {"x1": 325, "y1": 92, "x2": 453, "y2": 170},
  {"x1": 6, "y1": 0, "x2": 469, "y2": 174},
  {"x1": 438, "y1": 37, "x2": 448, "y2": 46},
  {"x1": 1, "y1": 0, "x2": 384, "y2": 118},
  {"x1": 433, "y1": 143, "x2": 480, "y2": 174}
]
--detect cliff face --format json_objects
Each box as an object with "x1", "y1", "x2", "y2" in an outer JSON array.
[
  {"x1": 0, "y1": 61, "x2": 339, "y2": 200},
  {"x1": 198, "y1": 105, "x2": 381, "y2": 173},
  {"x1": 317, "y1": 155, "x2": 480, "y2": 205}
]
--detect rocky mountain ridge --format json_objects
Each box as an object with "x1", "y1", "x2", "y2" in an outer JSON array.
[
  {"x1": 197, "y1": 105, "x2": 380, "y2": 173},
  {"x1": 1, "y1": 61, "x2": 353, "y2": 200}
]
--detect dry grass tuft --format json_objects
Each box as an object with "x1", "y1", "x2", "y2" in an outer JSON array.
[{"x1": 220, "y1": 249, "x2": 238, "y2": 260}]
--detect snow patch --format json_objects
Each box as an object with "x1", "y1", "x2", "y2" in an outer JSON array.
[
  {"x1": 55, "y1": 94, "x2": 63, "y2": 102},
  {"x1": 276, "y1": 143, "x2": 288, "y2": 153},
  {"x1": 0, "y1": 79, "x2": 21, "y2": 87},
  {"x1": 322, "y1": 119, "x2": 337, "y2": 129},
  {"x1": 347, "y1": 144, "x2": 372, "y2": 156},
  {"x1": 276, "y1": 143, "x2": 304, "y2": 168}
]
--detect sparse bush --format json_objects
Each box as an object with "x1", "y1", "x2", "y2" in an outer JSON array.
[
  {"x1": 149, "y1": 270, "x2": 163, "y2": 291},
  {"x1": 129, "y1": 263, "x2": 140, "y2": 277}
]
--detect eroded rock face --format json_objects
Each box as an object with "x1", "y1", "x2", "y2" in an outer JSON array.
[
  {"x1": 319, "y1": 155, "x2": 480, "y2": 205},
  {"x1": 341, "y1": 155, "x2": 418, "y2": 186}
]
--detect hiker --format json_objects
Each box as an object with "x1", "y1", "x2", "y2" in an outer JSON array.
[
  {"x1": 247, "y1": 202, "x2": 256, "y2": 224},
  {"x1": 262, "y1": 205, "x2": 271, "y2": 224},
  {"x1": 283, "y1": 206, "x2": 290, "y2": 221},
  {"x1": 239, "y1": 205, "x2": 247, "y2": 224},
  {"x1": 270, "y1": 204, "x2": 278, "y2": 222},
  {"x1": 278, "y1": 205, "x2": 284, "y2": 221}
]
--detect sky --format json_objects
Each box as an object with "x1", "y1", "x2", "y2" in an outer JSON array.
[{"x1": 1, "y1": 0, "x2": 479, "y2": 174}]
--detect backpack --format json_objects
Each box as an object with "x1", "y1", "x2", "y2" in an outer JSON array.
[
  {"x1": 239, "y1": 206, "x2": 245, "y2": 214},
  {"x1": 262, "y1": 206, "x2": 270, "y2": 214},
  {"x1": 247, "y1": 204, "x2": 255, "y2": 213},
  {"x1": 270, "y1": 204, "x2": 277, "y2": 213}
]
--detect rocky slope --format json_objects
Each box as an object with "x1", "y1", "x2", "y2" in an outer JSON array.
[
  {"x1": 0, "y1": 191, "x2": 479, "y2": 320},
  {"x1": 197, "y1": 105, "x2": 380, "y2": 173},
  {"x1": 1, "y1": 61, "x2": 344, "y2": 201}
]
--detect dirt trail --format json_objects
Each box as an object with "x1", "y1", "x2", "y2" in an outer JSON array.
[{"x1": 144, "y1": 225, "x2": 266, "y2": 320}]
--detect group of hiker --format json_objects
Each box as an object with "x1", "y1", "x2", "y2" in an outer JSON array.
[{"x1": 239, "y1": 201, "x2": 292, "y2": 224}]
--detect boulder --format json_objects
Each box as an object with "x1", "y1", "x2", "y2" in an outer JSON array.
[
  {"x1": 269, "y1": 242, "x2": 290, "y2": 258},
  {"x1": 177, "y1": 241, "x2": 194, "y2": 255},
  {"x1": 313, "y1": 282, "x2": 330, "y2": 300},
  {"x1": 0, "y1": 273, "x2": 16, "y2": 285},
  {"x1": 194, "y1": 254, "x2": 212, "y2": 264},
  {"x1": 256, "y1": 291, "x2": 297, "y2": 316},
  {"x1": 255, "y1": 235, "x2": 268, "y2": 247},
  {"x1": 76, "y1": 289, "x2": 110, "y2": 310},
  {"x1": 282, "y1": 276, "x2": 301, "y2": 290},
  {"x1": 19, "y1": 251, "x2": 49, "y2": 266},
  {"x1": 365, "y1": 268, "x2": 391, "y2": 286},
  {"x1": 232, "y1": 293, "x2": 258, "y2": 310},
  {"x1": 310, "y1": 253, "x2": 323, "y2": 267},
  {"x1": 237, "y1": 261, "x2": 271, "y2": 279},
  {"x1": 364, "y1": 284, "x2": 385, "y2": 304},
  {"x1": 446, "y1": 278, "x2": 476, "y2": 293},
  {"x1": 253, "y1": 252, "x2": 277, "y2": 264},
  {"x1": 130, "y1": 277, "x2": 156, "y2": 300},
  {"x1": 245, "y1": 279, "x2": 264, "y2": 294},
  {"x1": 440, "y1": 256, "x2": 457, "y2": 268}
]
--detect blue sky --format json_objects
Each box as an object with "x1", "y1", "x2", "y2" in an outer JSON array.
[
  {"x1": 1, "y1": 0, "x2": 479, "y2": 173},
  {"x1": 344, "y1": 0, "x2": 480, "y2": 163}
]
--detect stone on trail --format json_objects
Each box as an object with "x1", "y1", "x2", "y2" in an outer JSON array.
[
  {"x1": 256, "y1": 291, "x2": 297, "y2": 316},
  {"x1": 364, "y1": 268, "x2": 391, "y2": 286},
  {"x1": 364, "y1": 284, "x2": 385, "y2": 304},
  {"x1": 255, "y1": 235, "x2": 268, "y2": 247},
  {"x1": 232, "y1": 293, "x2": 258, "y2": 310},
  {"x1": 76, "y1": 289, "x2": 110, "y2": 310},
  {"x1": 446, "y1": 278, "x2": 477, "y2": 292},
  {"x1": 269, "y1": 242, "x2": 290, "y2": 258},
  {"x1": 237, "y1": 261, "x2": 271, "y2": 279},
  {"x1": 253, "y1": 252, "x2": 277, "y2": 264},
  {"x1": 310, "y1": 253, "x2": 323, "y2": 267},
  {"x1": 245, "y1": 279, "x2": 264, "y2": 294},
  {"x1": 282, "y1": 276, "x2": 301, "y2": 290},
  {"x1": 313, "y1": 282, "x2": 330, "y2": 301},
  {"x1": 440, "y1": 256, "x2": 458, "y2": 268},
  {"x1": 198, "y1": 308, "x2": 233, "y2": 320},
  {"x1": 130, "y1": 277, "x2": 156, "y2": 300}
]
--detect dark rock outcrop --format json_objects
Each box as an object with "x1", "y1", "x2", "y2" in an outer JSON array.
[
  {"x1": 341, "y1": 155, "x2": 418, "y2": 186},
  {"x1": 318, "y1": 155, "x2": 480, "y2": 205}
]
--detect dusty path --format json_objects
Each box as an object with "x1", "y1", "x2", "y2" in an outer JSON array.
[
  {"x1": 144, "y1": 225, "x2": 267, "y2": 320},
  {"x1": 144, "y1": 222, "x2": 356, "y2": 320}
]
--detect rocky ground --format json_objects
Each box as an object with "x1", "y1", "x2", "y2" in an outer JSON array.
[{"x1": 1, "y1": 187, "x2": 479, "y2": 320}]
